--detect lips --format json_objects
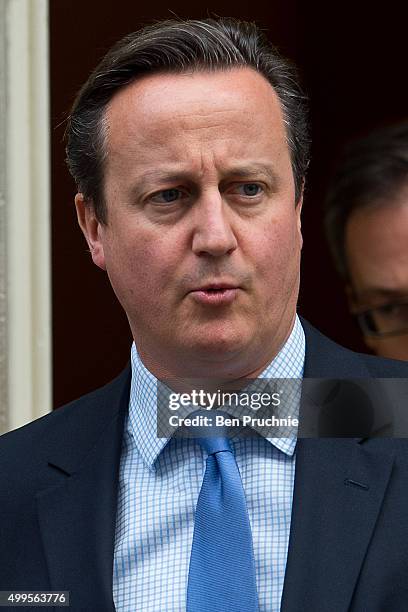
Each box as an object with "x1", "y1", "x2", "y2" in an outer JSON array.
[
  {"x1": 188, "y1": 283, "x2": 240, "y2": 306},
  {"x1": 193, "y1": 283, "x2": 238, "y2": 292}
]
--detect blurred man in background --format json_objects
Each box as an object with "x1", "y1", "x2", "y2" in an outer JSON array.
[{"x1": 325, "y1": 122, "x2": 408, "y2": 360}]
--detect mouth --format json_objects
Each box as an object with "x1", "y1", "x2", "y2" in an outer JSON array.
[{"x1": 188, "y1": 283, "x2": 240, "y2": 306}]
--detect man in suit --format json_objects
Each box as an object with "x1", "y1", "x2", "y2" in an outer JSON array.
[
  {"x1": 324, "y1": 122, "x2": 408, "y2": 360},
  {"x1": 1, "y1": 17, "x2": 408, "y2": 612}
]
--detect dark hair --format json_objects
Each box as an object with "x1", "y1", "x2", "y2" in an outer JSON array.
[
  {"x1": 324, "y1": 122, "x2": 408, "y2": 281},
  {"x1": 65, "y1": 17, "x2": 310, "y2": 223}
]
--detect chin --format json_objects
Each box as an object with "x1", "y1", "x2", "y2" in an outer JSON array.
[{"x1": 185, "y1": 327, "x2": 250, "y2": 358}]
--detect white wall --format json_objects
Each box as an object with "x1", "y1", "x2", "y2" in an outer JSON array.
[{"x1": 0, "y1": 0, "x2": 52, "y2": 433}]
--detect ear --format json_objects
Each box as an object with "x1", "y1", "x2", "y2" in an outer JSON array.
[
  {"x1": 74, "y1": 193, "x2": 107, "y2": 271},
  {"x1": 295, "y1": 191, "x2": 303, "y2": 249}
]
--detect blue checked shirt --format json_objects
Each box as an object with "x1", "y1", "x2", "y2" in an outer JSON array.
[{"x1": 113, "y1": 315, "x2": 305, "y2": 612}]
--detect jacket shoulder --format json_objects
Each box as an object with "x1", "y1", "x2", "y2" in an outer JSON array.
[
  {"x1": 301, "y1": 317, "x2": 408, "y2": 378},
  {"x1": 0, "y1": 364, "x2": 130, "y2": 480},
  {"x1": 357, "y1": 351, "x2": 408, "y2": 376}
]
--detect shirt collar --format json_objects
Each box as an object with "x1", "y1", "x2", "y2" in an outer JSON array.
[{"x1": 127, "y1": 314, "x2": 305, "y2": 470}]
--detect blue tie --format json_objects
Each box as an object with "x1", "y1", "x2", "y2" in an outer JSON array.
[{"x1": 186, "y1": 432, "x2": 259, "y2": 612}]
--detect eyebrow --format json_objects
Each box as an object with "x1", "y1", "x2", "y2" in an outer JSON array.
[{"x1": 221, "y1": 163, "x2": 279, "y2": 182}]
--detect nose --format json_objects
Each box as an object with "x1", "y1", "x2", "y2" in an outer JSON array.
[{"x1": 191, "y1": 192, "x2": 238, "y2": 257}]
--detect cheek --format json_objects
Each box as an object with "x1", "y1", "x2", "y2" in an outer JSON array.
[
  {"x1": 254, "y1": 218, "x2": 301, "y2": 283},
  {"x1": 103, "y1": 228, "x2": 178, "y2": 305},
  {"x1": 367, "y1": 336, "x2": 408, "y2": 360}
]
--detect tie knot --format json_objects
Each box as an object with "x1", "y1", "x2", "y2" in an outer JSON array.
[
  {"x1": 197, "y1": 435, "x2": 232, "y2": 456},
  {"x1": 182, "y1": 408, "x2": 234, "y2": 456}
]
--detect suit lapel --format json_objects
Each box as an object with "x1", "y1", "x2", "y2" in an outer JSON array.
[
  {"x1": 280, "y1": 320, "x2": 396, "y2": 611},
  {"x1": 36, "y1": 365, "x2": 131, "y2": 612},
  {"x1": 280, "y1": 437, "x2": 395, "y2": 611}
]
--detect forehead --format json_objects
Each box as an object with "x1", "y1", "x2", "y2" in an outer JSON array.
[
  {"x1": 346, "y1": 199, "x2": 408, "y2": 295},
  {"x1": 103, "y1": 67, "x2": 288, "y2": 158}
]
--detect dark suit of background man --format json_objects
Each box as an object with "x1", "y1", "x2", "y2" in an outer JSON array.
[{"x1": 1, "y1": 18, "x2": 408, "y2": 612}]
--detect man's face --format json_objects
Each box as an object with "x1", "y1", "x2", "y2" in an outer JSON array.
[
  {"x1": 76, "y1": 68, "x2": 303, "y2": 378},
  {"x1": 345, "y1": 197, "x2": 408, "y2": 360}
]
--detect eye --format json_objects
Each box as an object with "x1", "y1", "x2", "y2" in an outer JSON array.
[
  {"x1": 233, "y1": 183, "x2": 264, "y2": 197},
  {"x1": 243, "y1": 183, "x2": 262, "y2": 196},
  {"x1": 378, "y1": 303, "x2": 401, "y2": 317},
  {"x1": 150, "y1": 188, "x2": 185, "y2": 204}
]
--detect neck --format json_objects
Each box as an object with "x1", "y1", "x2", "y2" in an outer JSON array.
[{"x1": 132, "y1": 314, "x2": 297, "y2": 386}]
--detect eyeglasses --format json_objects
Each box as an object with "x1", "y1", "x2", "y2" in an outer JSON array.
[{"x1": 354, "y1": 299, "x2": 408, "y2": 337}]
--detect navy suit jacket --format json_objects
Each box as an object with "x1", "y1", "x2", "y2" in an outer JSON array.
[{"x1": 1, "y1": 319, "x2": 408, "y2": 611}]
